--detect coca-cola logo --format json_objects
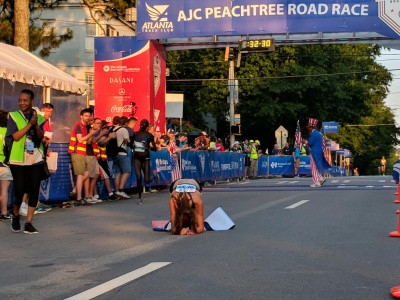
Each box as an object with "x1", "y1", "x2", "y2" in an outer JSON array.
[{"x1": 111, "y1": 105, "x2": 133, "y2": 113}]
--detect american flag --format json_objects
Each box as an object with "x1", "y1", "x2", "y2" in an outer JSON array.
[
  {"x1": 170, "y1": 155, "x2": 181, "y2": 182},
  {"x1": 295, "y1": 120, "x2": 302, "y2": 145}
]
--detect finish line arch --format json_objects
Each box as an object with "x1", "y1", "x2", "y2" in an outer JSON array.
[{"x1": 94, "y1": 0, "x2": 400, "y2": 132}]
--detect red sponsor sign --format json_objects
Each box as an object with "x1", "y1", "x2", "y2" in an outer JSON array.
[{"x1": 94, "y1": 39, "x2": 165, "y2": 133}]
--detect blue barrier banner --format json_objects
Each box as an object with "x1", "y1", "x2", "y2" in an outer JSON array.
[
  {"x1": 153, "y1": 149, "x2": 172, "y2": 184},
  {"x1": 269, "y1": 156, "x2": 295, "y2": 175},
  {"x1": 137, "y1": 0, "x2": 400, "y2": 40},
  {"x1": 298, "y1": 156, "x2": 311, "y2": 175},
  {"x1": 209, "y1": 151, "x2": 221, "y2": 180},
  {"x1": 181, "y1": 150, "x2": 200, "y2": 180},
  {"x1": 231, "y1": 152, "x2": 245, "y2": 178},
  {"x1": 43, "y1": 144, "x2": 349, "y2": 202},
  {"x1": 219, "y1": 152, "x2": 233, "y2": 179},
  {"x1": 258, "y1": 156, "x2": 268, "y2": 176}
]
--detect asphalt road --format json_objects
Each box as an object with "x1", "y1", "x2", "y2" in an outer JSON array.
[{"x1": 1, "y1": 175, "x2": 399, "y2": 300}]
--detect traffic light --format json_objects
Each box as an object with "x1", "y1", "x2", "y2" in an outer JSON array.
[{"x1": 231, "y1": 125, "x2": 241, "y2": 134}]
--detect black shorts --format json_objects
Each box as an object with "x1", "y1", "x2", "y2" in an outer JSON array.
[{"x1": 245, "y1": 156, "x2": 251, "y2": 167}]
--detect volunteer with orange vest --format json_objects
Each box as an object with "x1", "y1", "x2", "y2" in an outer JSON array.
[
  {"x1": 91, "y1": 118, "x2": 119, "y2": 201},
  {"x1": 68, "y1": 108, "x2": 99, "y2": 205}
]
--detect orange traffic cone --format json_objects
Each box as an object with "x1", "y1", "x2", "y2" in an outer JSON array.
[
  {"x1": 395, "y1": 181, "x2": 400, "y2": 203},
  {"x1": 390, "y1": 208, "x2": 400, "y2": 236}
]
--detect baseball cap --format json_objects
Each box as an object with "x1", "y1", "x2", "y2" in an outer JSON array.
[{"x1": 167, "y1": 128, "x2": 175, "y2": 134}]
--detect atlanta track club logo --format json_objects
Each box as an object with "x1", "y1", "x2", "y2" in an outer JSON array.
[
  {"x1": 142, "y1": 3, "x2": 174, "y2": 33},
  {"x1": 376, "y1": 0, "x2": 400, "y2": 36}
]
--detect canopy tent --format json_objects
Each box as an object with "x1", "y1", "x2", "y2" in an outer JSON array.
[{"x1": 0, "y1": 42, "x2": 88, "y2": 94}]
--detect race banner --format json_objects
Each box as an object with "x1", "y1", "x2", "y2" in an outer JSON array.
[
  {"x1": 94, "y1": 37, "x2": 166, "y2": 133},
  {"x1": 137, "y1": 0, "x2": 400, "y2": 40},
  {"x1": 269, "y1": 155, "x2": 295, "y2": 175}
]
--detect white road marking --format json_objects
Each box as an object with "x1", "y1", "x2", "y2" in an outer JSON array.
[
  {"x1": 277, "y1": 181, "x2": 289, "y2": 184},
  {"x1": 65, "y1": 262, "x2": 171, "y2": 300},
  {"x1": 239, "y1": 181, "x2": 250, "y2": 185},
  {"x1": 289, "y1": 181, "x2": 299, "y2": 184},
  {"x1": 366, "y1": 185, "x2": 374, "y2": 188},
  {"x1": 331, "y1": 180, "x2": 339, "y2": 183},
  {"x1": 285, "y1": 200, "x2": 309, "y2": 209},
  {"x1": 343, "y1": 180, "x2": 351, "y2": 183},
  {"x1": 379, "y1": 180, "x2": 385, "y2": 183}
]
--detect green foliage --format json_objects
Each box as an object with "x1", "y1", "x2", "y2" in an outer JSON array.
[
  {"x1": 167, "y1": 44, "x2": 397, "y2": 174},
  {"x1": 0, "y1": 0, "x2": 73, "y2": 56}
]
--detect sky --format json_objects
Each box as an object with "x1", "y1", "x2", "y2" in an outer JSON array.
[{"x1": 380, "y1": 48, "x2": 400, "y2": 126}]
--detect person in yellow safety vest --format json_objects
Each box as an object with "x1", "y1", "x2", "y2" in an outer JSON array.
[
  {"x1": 300, "y1": 144, "x2": 307, "y2": 156},
  {"x1": 249, "y1": 140, "x2": 259, "y2": 179},
  {"x1": 68, "y1": 108, "x2": 99, "y2": 205},
  {"x1": 6, "y1": 89, "x2": 46, "y2": 234},
  {"x1": 0, "y1": 110, "x2": 12, "y2": 221}
]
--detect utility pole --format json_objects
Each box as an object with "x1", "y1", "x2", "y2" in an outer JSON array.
[{"x1": 227, "y1": 47, "x2": 235, "y2": 148}]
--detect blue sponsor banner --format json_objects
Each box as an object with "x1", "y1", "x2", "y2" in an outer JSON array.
[
  {"x1": 298, "y1": 156, "x2": 311, "y2": 175},
  {"x1": 181, "y1": 150, "x2": 200, "y2": 179},
  {"x1": 269, "y1": 156, "x2": 295, "y2": 175},
  {"x1": 258, "y1": 156, "x2": 268, "y2": 176},
  {"x1": 137, "y1": 0, "x2": 400, "y2": 40},
  {"x1": 322, "y1": 122, "x2": 339, "y2": 133}
]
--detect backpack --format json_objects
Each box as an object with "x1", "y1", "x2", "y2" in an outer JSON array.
[{"x1": 106, "y1": 127, "x2": 126, "y2": 158}]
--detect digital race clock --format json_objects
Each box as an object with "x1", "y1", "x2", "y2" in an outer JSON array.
[{"x1": 239, "y1": 39, "x2": 275, "y2": 53}]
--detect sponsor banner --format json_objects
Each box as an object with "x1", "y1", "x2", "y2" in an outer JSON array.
[
  {"x1": 258, "y1": 156, "x2": 268, "y2": 176},
  {"x1": 137, "y1": 0, "x2": 400, "y2": 40},
  {"x1": 322, "y1": 122, "x2": 339, "y2": 133},
  {"x1": 298, "y1": 156, "x2": 311, "y2": 175},
  {"x1": 269, "y1": 155, "x2": 295, "y2": 175},
  {"x1": 94, "y1": 37, "x2": 166, "y2": 133}
]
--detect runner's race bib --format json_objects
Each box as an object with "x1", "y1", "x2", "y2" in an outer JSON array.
[
  {"x1": 134, "y1": 141, "x2": 145, "y2": 152},
  {"x1": 175, "y1": 184, "x2": 197, "y2": 193}
]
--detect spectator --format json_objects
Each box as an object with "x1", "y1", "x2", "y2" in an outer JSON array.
[
  {"x1": 302, "y1": 138, "x2": 311, "y2": 155},
  {"x1": 93, "y1": 119, "x2": 119, "y2": 201},
  {"x1": 157, "y1": 135, "x2": 169, "y2": 151},
  {"x1": 167, "y1": 128, "x2": 181, "y2": 182},
  {"x1": 231, "y1": 141, "x2": 242, "y2": 152},
  {"x1": 215, "y1": 138, "x2": 225, "y2": 152},
  {"x1": 293, "y1": 142, "x2": 301, "y2": 176},
  {"x1": 176, "y1": 133, "x2": 189, "y2": 150},
  {"x1": 0, "y1": 110, "x2": 12, "y2": 220},
  {"x1": 68, "y1": 108, "x2": 99, "y2": 205},
  {"x1": 282, "y1": 143, "x2": 291, "y2": 155},
  {"x1": 6, "y1": 89, "x2": 46, "y2": 234},
  {"x1": 111, "y1": 116, "x2": 131, "y2": 199},
  {"x1": 271, "y1": 144, "x2": 281, "y2": 156},
  {"x1": 208, "y1": 136, "x2": 217, "y2": 150},
  {"x1": 125, "y1": 117, "x2": 137, "y2": 140},
  {"x1": 243, "y1": 139, "x2": 251, "y2": 180},
  {"x1": 194, "y1": 132, "x2": 208, "y2": 150}
]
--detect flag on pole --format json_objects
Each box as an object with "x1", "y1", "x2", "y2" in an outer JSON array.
[{"x1": 295, "y1": 120, "x2": 302, "y2": 145}]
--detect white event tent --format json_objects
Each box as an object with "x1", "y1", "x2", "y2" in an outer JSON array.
[{"x1": 0, "y1": 42, "x2": 88, "y2": 94}]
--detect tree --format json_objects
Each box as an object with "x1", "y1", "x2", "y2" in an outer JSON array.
[
  {"x1": 81, "y1": 0, "x2": 135, "y2": 35},
  {"x1": 166, "y1": 44, "x2": 397, "y2": 173},
  {"x1": 0, "y1": 0, "x2": 73, "y2": 56}
]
